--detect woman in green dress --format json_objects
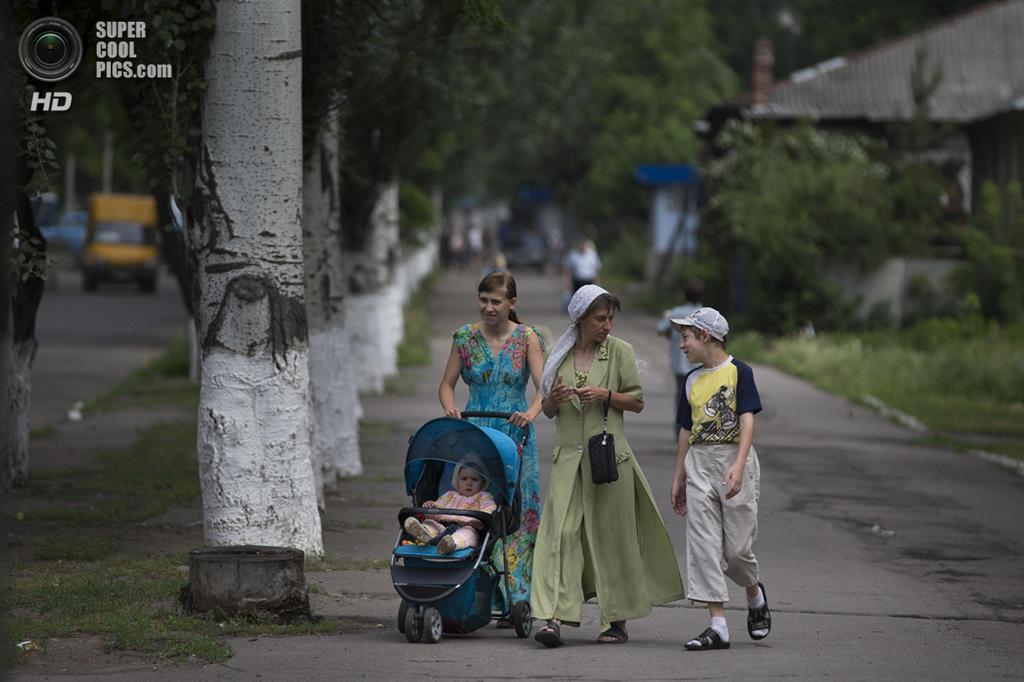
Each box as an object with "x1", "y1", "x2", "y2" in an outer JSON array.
[{"x1": 531, "y1": 285, "x2": 684, "y2": 647}]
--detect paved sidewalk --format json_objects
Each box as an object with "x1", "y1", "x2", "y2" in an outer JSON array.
[{"x1": 14, "y1": 268, "x2": 1024, "y2": 680}]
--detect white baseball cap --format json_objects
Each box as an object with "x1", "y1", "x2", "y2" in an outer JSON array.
[{"x1": 670, "y1": 306, "x2": 729, "y2": 341}]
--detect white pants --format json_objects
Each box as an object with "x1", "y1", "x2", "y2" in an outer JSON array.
[{"x1": 684, "y1": 444, "x2": 760, "y2": 603}]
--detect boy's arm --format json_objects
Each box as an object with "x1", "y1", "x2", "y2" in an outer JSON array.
[
  {"x1": 723, "y1": 412, "x2": 755, "y2": 499},
  {"x1": 670, "y1": 428, "x2": 691, "y2": 516}
]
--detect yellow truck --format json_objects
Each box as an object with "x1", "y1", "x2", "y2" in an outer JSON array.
[{"x1": 81, "y1": 193, "x2": 160, "y2": 292}]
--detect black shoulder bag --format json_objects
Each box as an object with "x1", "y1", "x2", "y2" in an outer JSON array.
[{"x1": 588, "y1": 389, "x2": 618, "y2": 485}]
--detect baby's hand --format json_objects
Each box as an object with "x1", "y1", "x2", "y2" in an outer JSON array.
[{"x1": 421, "y1": 500, "x2": 436, "y2": 509}]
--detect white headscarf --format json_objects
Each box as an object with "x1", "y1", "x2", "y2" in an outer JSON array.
[{"x1": 541, "y1": 284, "x2": 610, "y2": 396}]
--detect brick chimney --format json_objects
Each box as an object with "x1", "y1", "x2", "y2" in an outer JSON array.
[{"x1": 752, "y1": 37, "x2": 774, "y2": 106}]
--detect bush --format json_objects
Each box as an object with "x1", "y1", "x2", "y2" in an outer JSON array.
[{"x1": 703, "y1": 121, "x2": 947, "y2": 335}]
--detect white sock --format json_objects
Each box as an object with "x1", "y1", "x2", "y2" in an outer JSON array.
[
  {"x1": 711, "y1": 617, "x2": 729, "y2": 642},
  {"x1": 747, "y1": 587, "x2": 765, "y2": 610}
]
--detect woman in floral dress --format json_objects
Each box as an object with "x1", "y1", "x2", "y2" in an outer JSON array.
[{"x1": 439, "y1": 272, "x2": 545, "y2": 614}]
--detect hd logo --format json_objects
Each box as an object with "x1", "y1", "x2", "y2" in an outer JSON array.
[
  {"x1": 19, "y1": 16, "x2": 82, "y2": 112},
  {"x1": 30, "y1": 91, "x2": 73, "y2": 112}
]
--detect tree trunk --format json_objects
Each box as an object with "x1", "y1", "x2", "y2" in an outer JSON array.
[
  {"x1": 302, "y1": 116, "x2": 363, "y2": 490},
  {"x1": 344, "y1": 182, "x2": 402, "y2": 393},
  {"x1": 2, "y1": 181, "x2": 46, "y2": 491},
  {"x1": 191, "y1": 0, "x2": 322, "y2": 555}
]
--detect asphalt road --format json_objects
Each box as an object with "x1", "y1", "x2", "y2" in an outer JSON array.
[
  {"x1": 15, "y1": 266, "x2": 1024, "y2": 680},
  {"x1": 30, "y1": 265, "x2": 191, "y2": 429}
]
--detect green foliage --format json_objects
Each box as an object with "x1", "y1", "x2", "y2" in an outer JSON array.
[
  {"x1": 948, "y1": 181, "x2": 1024, "y2": 322},
  {"x1": 110, "y1": 0, "x2": 217, "y2": 199},
  {"x1": 704, "y1": 121, "x2": 946, "y2": 334},
  {"x1": 326, "y1": 0, "x2": 506, "y2": 251},
  {"x1": 398, "y1": 181, "x2": 436, "y2": 245},
  {"x1": 446, "y1": 0, "x2": 735, "y2": 236}
]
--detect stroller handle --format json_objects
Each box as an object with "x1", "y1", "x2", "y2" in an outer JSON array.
[
  {"x1": 460, "y1": 411, "x2": 514, "y2": 419},
  {"x1": 459, "y1": 411, "x2": 529, "y2": 446}
]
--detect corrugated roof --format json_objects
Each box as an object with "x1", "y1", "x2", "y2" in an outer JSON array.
[{"x1": 749, "y1": 0, "x2": 1024, "y2": 123}]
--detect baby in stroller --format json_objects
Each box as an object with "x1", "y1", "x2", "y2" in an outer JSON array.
[{"x1": 403, "y1": 456, "x2": 497, "y2": 554}]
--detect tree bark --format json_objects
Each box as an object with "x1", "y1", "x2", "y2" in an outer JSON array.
[
  {"x1": 191, "y1": 0, "x2": 322, "y2": 555},
  {"x1": 344, "y1": 182, "x2": 403, "y2": 393},
  {"x1": 302, "y1": 116, "x2": 363, "y2": 490}
]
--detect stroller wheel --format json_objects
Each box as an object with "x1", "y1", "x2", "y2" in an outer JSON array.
[
  {"x1": 404, "y1": 607, "x2": 423, "y2": 643},
  {"x1": 424, "y1": 607, "x2": 443, "y2": 644},
  {"x1": 397, "y1": 600, "x2": 409, "y2": 634},
  {"x1": 511, "y1": 600, "x2": 533, "y2": 638}
]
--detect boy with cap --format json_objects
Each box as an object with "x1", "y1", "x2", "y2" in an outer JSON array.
[{"x1": 668, "y1": 307, "x2": 771, "y2": 651}]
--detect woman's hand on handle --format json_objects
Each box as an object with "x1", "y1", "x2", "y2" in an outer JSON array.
[
  {"x1": 443, "y1": 406, "x2": 463, "y2": 419},
  {"x1": 509, "y1": 411, "x2": 535, "y2": 427}
]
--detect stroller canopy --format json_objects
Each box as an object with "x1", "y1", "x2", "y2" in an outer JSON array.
[{"x1": 404, "y1": 417, "x2": 520, "y2": 505}]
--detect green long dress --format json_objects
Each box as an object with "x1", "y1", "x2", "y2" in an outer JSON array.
[{"x1": 530, "y1": 336, "x2": 684, "y2": 631}]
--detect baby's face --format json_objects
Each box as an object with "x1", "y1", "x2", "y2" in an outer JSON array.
[{"x1": 456, "y1": 469, "x2": 484, "y2": 496}]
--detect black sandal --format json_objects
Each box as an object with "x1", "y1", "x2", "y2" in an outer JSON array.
[
  {"x1": 685, "y1": 627, "x2": 730, "y2": 651},
  {"x1": 597, "y1": 621, "x2": 628, "y2": 644},
  {"x1": 747, "y1": 582, "x2": 772, "y2": 640},
  {"x1": 535, "y1": 620, "x2": 563, "y2": 648}
]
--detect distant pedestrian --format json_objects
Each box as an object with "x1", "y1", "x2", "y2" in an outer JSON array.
[
  {"x1": 668, "y1": 307, "x2": 772, "y2": 651},
  {"x1": 563, "y1": 238, "x2": 601, "y2": 296},
  {"x1": 656, "y1": 279, "x2": 704, "y2": 434}
]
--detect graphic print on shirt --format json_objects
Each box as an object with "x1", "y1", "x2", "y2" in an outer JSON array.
[{"x1": 697, "y1": 384, "x2": 738, "y2": 442}]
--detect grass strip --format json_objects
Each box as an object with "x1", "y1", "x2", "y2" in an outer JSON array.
[
  {"x1": 730, "y1": 324, "x2": 1024, "y2": 457},
  {"x1": 88, "y1": 333, "x2": 198, "y2": 413},
  {"x1": 5, "y1": 554, "x2": 361, "y2": 666},
  {"x1": 21, "y1": 420, "x2": 199, "y2": 525}
]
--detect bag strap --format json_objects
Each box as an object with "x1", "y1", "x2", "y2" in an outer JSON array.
[{"x1": 600, "y1": 387, "x2": 611, "y2": 433}]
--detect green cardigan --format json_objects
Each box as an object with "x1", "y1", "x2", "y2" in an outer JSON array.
[{"x1": 531, "y1": 335, "x2": 684, "y2": 629}]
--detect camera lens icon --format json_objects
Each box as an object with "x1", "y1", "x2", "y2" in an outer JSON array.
[{"x1": 19, "y1": 17, "x2": 83, "y2": 83}]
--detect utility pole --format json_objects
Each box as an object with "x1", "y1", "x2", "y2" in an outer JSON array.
[{"x1": 101, "y1": 131, "x2": 113, "y2": 192}]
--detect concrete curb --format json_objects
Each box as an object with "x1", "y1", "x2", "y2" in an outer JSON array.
[{"x1": 862, "y1": 393, "x2": 1024, "y2": 477}]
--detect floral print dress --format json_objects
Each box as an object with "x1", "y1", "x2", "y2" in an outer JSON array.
[{"x1": 454, "y1": 322, "x2": 543, "y2": 606}]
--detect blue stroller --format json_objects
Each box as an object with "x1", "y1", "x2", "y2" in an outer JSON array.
[{"x1": 390, "y1": 412, "x2": 534, "y2": 643}]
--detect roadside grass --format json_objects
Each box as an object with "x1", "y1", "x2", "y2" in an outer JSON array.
[
  {"x1": 730, "y1": 321, "x2": 1024, "y2": 459},
  {"x1": 21, "y1": 420, "x2": 199, "y2": 525},
  {"x1": 88, "y1": 333, "x2": 198, "y2": 413},
  {"x1": 5, "y1": 555, "x2": 356, "y2": 666},
  {"x1": 397, "y1": 273, "x2": 438, "y2": 368}
]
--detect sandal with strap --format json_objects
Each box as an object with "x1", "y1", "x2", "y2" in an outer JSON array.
[
  {"x1": 748, "y1": 582, "x2": 772, "y2": 640},
  {"x1": 535, "y1": 620, "x2": 563, "y2": 648},
  {"x1": 597, "y1": 621, "x2": 628, "y2": 644},
  {"x1": 685, "y1": 627, "x2": 730, "y2": 651}
]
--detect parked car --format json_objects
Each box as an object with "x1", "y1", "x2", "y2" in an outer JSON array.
[{"x1": 41, "y1": 210, "x2": 87, "y2": 256}]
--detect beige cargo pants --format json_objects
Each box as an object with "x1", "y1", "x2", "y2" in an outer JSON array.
[{"x1": 684, "y1": 443, "x2": 760, "y2": 603}]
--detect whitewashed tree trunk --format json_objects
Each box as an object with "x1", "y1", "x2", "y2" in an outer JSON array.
[
  {"x1": 302, "y1": 116, "x2": 363, "y2": 493},
  {"x1": 344, "y1": 182, "x2": 402, "y2": 393},
  {"x1": 191, "y1": 0, "x2": 322, "y2": 555}
]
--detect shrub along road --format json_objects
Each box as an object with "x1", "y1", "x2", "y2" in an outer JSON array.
[{"x1": 6, "y1": 268, "x2": 1024, "y2": 680}]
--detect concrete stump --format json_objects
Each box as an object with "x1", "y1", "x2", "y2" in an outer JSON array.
[{"x1": 182, "y1": 545, "x2": 312, "y2": 622}]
